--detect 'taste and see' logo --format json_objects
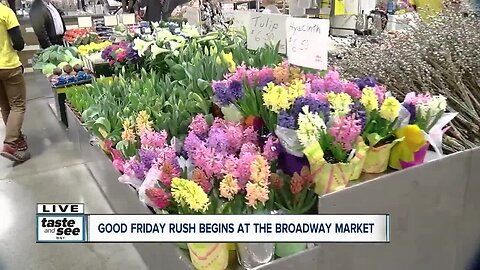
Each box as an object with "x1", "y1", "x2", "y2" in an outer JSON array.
[{"x1": 36, "y1": 203, "x2": 85, "y2": 242}]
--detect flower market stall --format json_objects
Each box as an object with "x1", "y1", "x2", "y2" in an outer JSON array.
[{"x1": 32, "y1": 5, "x2": 480, "y2": 269}]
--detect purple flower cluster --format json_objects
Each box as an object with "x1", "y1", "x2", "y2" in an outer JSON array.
[
  {"x1": 278, "y1": 110, "x2": 296, "y2": 129},
  {"x1": 355, "y1": 76, "x2": 377, "y2": 90},
  {"x1": 403, "y1": 102, "x2": 417, "y2": 124},
  {"x1": 348, "y1": 102, "x2": 367, "y2": 130},
  {"x1": 126, "y1": 43, "x2": 140, "y2": 63},
  {"x1": 212, "y1": 80, "x2": 243, "y2": 106},
  {"x1": 139, "y1": 148, "x2": 157, "y2": 171},
  {"x1": 292, "y1": 96, "x2": 330, "y2": 123}
]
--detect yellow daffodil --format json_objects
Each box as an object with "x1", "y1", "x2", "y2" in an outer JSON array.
[
  {"x1": 360, "y1": 87, "x2": 379, "y2": 111},
  {"x1": 221, "y1": 52, "x2": 236, "y2": 72},
  {"x1": 380, "y1": 97, "x2": 401, "y2": 122}
]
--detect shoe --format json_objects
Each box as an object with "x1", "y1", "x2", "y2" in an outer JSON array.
[{"x1": 0, "y1": 142, "x2": 31, "y2": 162}]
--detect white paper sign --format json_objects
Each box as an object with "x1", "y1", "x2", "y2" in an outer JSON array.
[
  {"x1": 122, "y1": 13, "x2": 136, "y2": 25},
  {"x1": 286, "y1": 18, "x2": 330, "y2": 70},
  {"x1": 247, "y1": 13, "x2": 287, "y2": 54},
  {"x1": 104, "y1": 15, "x2": 118, "y2": 26},
  {"x1": 224, "y1": 11, "x2": 251, "y2": 31},
  {"x1": 77, "y1": 17, "x2": 92, "y2": 28}
]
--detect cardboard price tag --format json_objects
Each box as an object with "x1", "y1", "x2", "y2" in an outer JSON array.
[
  {"x1": 77, "y1": 17, "x2": 93, "y2": 28},
  {"x1": 286, "y1": 18, "x2": 330, "y2": 70},
  {"x1": 104, "y1": 15, "x2": 118, "y2": 26},
  {"x1": 122, "y1": 13, "x2": 136, "y2": 25},
  {"x1": 247, "y1": 13, "x2": 287, "y2": 54}
]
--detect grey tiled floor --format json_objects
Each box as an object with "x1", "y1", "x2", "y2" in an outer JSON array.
[{"x1": 0, "y1": 73, "x2": 147, "y2": 270}]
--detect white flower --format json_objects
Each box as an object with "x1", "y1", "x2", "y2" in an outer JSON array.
[
  {"x1": 181, "y1": 24, "x2": 200, "y2": 38},
  {"x1": 156, "y1": 29, "x2": 174, "y2": 42},
  {"x1": 169, "y1": 41, "x2": 182, "y2": 52},
  {"x1": 296, "y1": 106, "x2": 326, "y2": 147},
  {"x1": 133, "y1": 38, "x2": 153, "y2": 57},
  {"x1": 429, "y1": 95, "x2": 447, "y2": 112},
  {"x1": 150, "y1": 44, "x2": 170, "y2": 60}
]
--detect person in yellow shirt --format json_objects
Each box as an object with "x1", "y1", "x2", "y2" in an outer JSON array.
[{"x1": 0, "y1": 3, "x2": 30, "y2": 162}]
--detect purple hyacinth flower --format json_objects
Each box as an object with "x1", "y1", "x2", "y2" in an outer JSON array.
[
  {"x1": 228, "y1": 80, "x2": 244, "y2": 101},
  {"x1": 355, "y1": 76, "x2": 377, "y2": 90},
  {"x1": 403, "y1": 102, "x2": 417, "y2": 124},
  {"x1": 126, "y1": 44, "x2": 140, "y2": 63},
  {"x1": 349, "y1": 102, "x2": 367, "y2": 130},
  {"x1": 213, "y1": 81, "x2": 232, "y2": 106},
  {"x1": 139, "y1": 148, "x2": 157, "y2": 171},
  {"x1": 292, "y1": 97, "x2": 330, "y2": 123},
  {"x1": 278, "y1": 110, "x2": 296, "y2": 129}
]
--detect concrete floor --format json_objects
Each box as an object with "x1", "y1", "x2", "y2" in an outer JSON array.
[{"x1": 0, "y1": 73, "x2": 148, "y2": 270}]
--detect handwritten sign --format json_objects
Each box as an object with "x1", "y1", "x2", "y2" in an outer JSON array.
[
  {"x1": 104, "y1": 15, "x2": 118, "y2": 26},
  {"x1": 286, "y1": 18, "x2": 330, "y2": 70},
  {"x1": 122, "y1": 13, "x2": 136, "y2": 25},
  {"x1": 77, "y1": 17, "x2": 92, "y2": 28},
  {"x1": 247, "y1": 13, "x2": 287, "y2": 54}
]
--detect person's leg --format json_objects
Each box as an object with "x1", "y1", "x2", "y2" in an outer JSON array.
[
  {"x1": 0, "y1": 77, "x2": 11, "y2": 125},
  {"x1": 0, "y1": 67, "x2": 29, "y2": 162}
]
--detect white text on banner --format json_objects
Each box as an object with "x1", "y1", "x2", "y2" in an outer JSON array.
[
  {"x1": 286, "y1": 18, "x2": 330, "y2": 70},
  {"x1": 87, "y1": 214, "x2": 389, "y2": 243},
  {"x1": 247, "y1": 13, "x2": 288, "y2": 54}
]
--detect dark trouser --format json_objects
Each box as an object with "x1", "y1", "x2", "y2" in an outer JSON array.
[
  {"x1": 8, "y1": 0, "x2": 15, "y2": 11},
  {"x1": 0, "y1": 66, "x2": 26, "y2": 144}
]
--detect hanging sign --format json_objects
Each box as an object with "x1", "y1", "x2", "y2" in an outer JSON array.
[
  {"x1": 104, "y1": 15, "x2": 118, "y2": 26},
  {"x1": 77, "y1": 17, "x2": 93, "y2": 28},
  {"x1": 286, "y1": 18, "x2": 330, "y2": 70},
  {"x1": 247, "y1": 13, "x2": 288, "y2": 54},
  {"x1": 122, "y1": 13, "x2": 136, "y2": 25}
]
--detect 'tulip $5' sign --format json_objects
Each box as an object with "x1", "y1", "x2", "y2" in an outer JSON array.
[
  {"x1": 247, "y1": 13, "x2": 288, "y2": 54},
  {"x1": 286, "y1": 18, "x2": 330, "y2": 70}
]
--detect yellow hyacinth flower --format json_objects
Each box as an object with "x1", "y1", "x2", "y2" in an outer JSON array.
[
  {"x1": 221, "y1": 52, "x2": 236, "y2": 73},
  {"x1": 171, "y1": 178, "x2": 210, "y2": 213},
  {"x1": 328, "y1": 92, "x2": 352, "y2": 117},
  {"x1": 287, "y1": 79, "x2": 306, "y2": 101},
  {"x1": 135, "y1": 110, "x2": 153, "y2": 134},
  {"x1": 121, "y1": 118, "x2": 136, "y2": 142},
  {"x1": 360, "y1": 87, "x2": 379, "y2": 111},
  {"x1": 219, "y1": 174, "x2": 240, "y2": 200},
  {"x1": 380, "y1": 97, "x2": 401, "y2": 122},
  {"x1": 263, "y1": 82, "x2": 292, "y2": 113}
]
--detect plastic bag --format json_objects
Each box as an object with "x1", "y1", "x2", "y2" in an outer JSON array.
[
  {"x1": 138, "y1": 167, "x2": 162, "y2": 208},
  {"x1": 275, "y1": 125, "x2": 304, "y2": 157},
  {"x1": 118, "y1": 174, "x2": 143, "y2": 189}
]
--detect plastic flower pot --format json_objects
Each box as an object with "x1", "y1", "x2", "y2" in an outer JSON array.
[
  {"x1": 304, "y1": 142, "x2": 353, "y2": 195},
  {"x1": 349, "y1": 140, "x2": 369, "y2": 180},
  {"x1": 188, "y1": 243, "x2": 229, "y2": 270},
  {"x1": 275, "y1": 243, "x2": 307, "y2": 258},
  {"x1": 389, "y1": 143, "x2": 429, "y2": 170},
  {"x1": 363, "y1": 140, "x2": 400, "y2": 174}
]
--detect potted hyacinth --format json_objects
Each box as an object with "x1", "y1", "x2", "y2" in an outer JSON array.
[
  {"x1": 389, "y1": 92, "x2": 455, "y2": 169},
  {"x1": 356, "y1": 77, "x2": 404, "y2": 174},
  {"x1": 270, "y1": 166, "x2": 317, "y2": 258},
  {"x1": 181, "y1": 115, "x2": 279, "y2": 269},
  {"x1": 296, "y1": 103, "x2": 366, "y2": 195}
]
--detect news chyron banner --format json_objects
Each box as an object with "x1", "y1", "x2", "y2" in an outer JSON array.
[{"x1": 37, "y1": 204, "x2": 391, "y2": 243}]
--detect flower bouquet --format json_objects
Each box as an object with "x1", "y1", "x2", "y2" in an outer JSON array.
[
  {"x1": 389, "y1": 92, "x2": 456, "y2": 169},
  {"x1": 357, "y1": 79, "x2": 404, "y2": 173},
  {"x1": 101, "y1": 42, "x2": 140, "y2": 73},
  {"x1": 270, "y1": 166, "x2": 316, "y2": 257},
  {"x1": 296, "y1": 104, "x2": 365, "y2": 195}
]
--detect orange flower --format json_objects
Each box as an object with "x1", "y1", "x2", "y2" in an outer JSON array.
[{"x1": 244, "y1": 115, "x2": 256, "y2": 127}]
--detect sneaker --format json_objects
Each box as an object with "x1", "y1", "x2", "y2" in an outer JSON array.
[
  {"x1": 0, "y1": 143, "x2": 31, "y2": 162},
  {"x1": 16, "y1": 137, "x2": 28, "y2": 151}
]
